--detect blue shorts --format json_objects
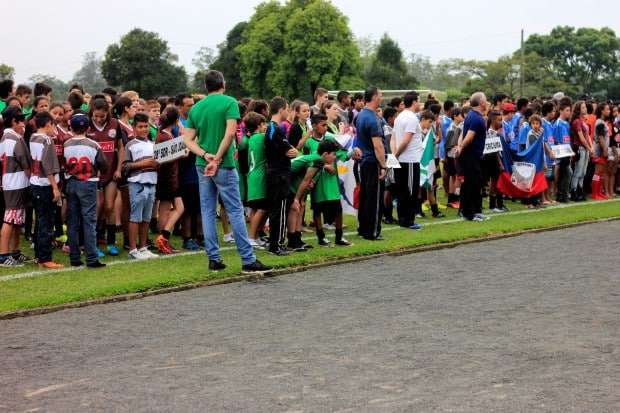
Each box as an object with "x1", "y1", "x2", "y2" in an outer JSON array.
[{"x1": 129, "y1": 182, "x2": 156, "y2": 223}]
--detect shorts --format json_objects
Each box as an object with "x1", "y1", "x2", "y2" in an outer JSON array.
[
  {"x1": 433, "y1": 158, "x2": 442, "y2": 180},
  {"x1": 4, "y1": 208, "x2": 26, "y2": 226},
  {"x1": 129, "y1": 182, "x2": 156, "y2": 223},
  {"x1": 180, "y1": 184, "x2": 200, "y2": 215},
  {"x1": 246, "y1": 198, "x2": 268, "y2": 211},
  {"x1": 156, "y1": 185, "x2": 179, "y2": 202},
  {"x1": 445, "y1": 157, "x2": 458, "y2": 176},
  {"x1": 312, "y1": 200, "x2": 342, "y2": 215},
  {"x1": 482, "y1": 155, "x2": 500, "y2": 181},
  {"x1": 545, "y1": 166, "x2": 555, "y2": 180}
]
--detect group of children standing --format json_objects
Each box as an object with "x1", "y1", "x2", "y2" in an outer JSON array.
[{"x1": 1, "y1": 75, "x2": 619, "y2": 269}]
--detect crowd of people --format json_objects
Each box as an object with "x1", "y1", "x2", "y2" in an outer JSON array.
[{"x1": 0, "y1": 70, "x2": 618, "y2": 270}]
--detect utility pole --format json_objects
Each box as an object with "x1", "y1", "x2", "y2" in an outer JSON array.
[{"x1": 520, "y1": 29, "x2": 525, "y2": 98}]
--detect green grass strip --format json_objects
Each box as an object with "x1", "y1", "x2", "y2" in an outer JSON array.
[{"x1": 0, "y1": 199, "x2": 618, "y2": 314}]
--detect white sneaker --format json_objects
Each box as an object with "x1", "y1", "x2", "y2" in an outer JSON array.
[
  {"x1": 223, "y1": 233, "x2": 234, "y2": 243},
  {"x1": 249, "y1": 238, "x2": 266, "y2": 250},
  {"x1": 323, "y1": 223, "x2": 336, "y2": 230},
  {"x1": 129, "y1": 249, "x2": 148, "y2": 260},
  {"x1": 139, "y1": 247, "x2": 159, "y2": 259}
]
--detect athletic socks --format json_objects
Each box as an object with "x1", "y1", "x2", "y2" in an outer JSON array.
[
  {"x1": 335, "y1": 228, "x2": 343, "y2": 242},
  {"x1": 107, "y1": 224, "x2": 117, "y2": 245}
]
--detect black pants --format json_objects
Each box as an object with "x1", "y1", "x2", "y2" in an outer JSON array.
[
  {"x1": 32, "y1": 186, "x2": 55, "y2": 263},
  {"x1": 395, "y1": 162, "x2": 420, "y2": 227},
  {"x1": 267, "y1": 172, "x2": 291, "y2": 250},
  {"x1": 358, "y1": 162, "x2": 384, "y2": 239},
  {"x1": 459, "y1": 152, "x2": 483, "y2": 219},
  {"x1": 557, "y1": 158, "x2": 572, "y2": 200}
]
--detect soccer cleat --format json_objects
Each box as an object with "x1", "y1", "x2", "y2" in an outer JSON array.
[
  {"x1": 268, "y1": 247, "x2": 290, "y2": 256},
  {"x1": 335, "y1": 238, "x2": 351, "y2": 246},
  {"x1": 156, "y1": 235, "x2": 173, "y2": 254},
  {"x1": 139, "y1": 247, "x2": 159, "y2": 259},
  {"x1": 39, "y1": 261, "x2": 65, "y2": 269},
  {"x1": 409, "y1": 223, "x2": 423, "y2": 230},
  {"x1": 107, "y1": 245, "x2": 120, "y2": 256},
  {"x1": 128, "y1": 249, "x2": 147, "y2": 260},
  {"x1": 317, "y1": 238, "x2": 331, "y2": 247},
  {"x1": 14, "y1": 252, "x2": 35, "y2": 264},
  {"x1": 0, "y1": 256, "x2": 24, "y2": 267},
  {"x1": 182, "y1": 239, "x2": 201, "y2": 251},
  {"x1": 96, "y1": 248, "x2": 105, "y2": 258}
]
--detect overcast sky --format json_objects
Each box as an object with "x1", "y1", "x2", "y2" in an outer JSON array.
[{"x1": 3, "y1": 0, "x2": 620, "y2": 84}]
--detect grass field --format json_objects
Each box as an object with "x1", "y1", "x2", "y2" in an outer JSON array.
[{"x1": 1, "y1": 197, "x2": 619, "y2": 314}]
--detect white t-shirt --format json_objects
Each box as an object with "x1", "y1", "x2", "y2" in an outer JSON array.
[{"x1": 393, "y1": 109, "x2": 424, "y2": 163}]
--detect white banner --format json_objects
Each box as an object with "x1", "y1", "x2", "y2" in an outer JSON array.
[
  {"x1": 550, "y1": 144, "x2": 575, "y2": 159},
  {"x1": 511, "y1": 162, "x2": 536, "y2": 192},
  {"x1": 483, "y1": 135, "x2": 503, "y2": 154},
  {"x1": 153, "y1": 137, "x2": 188, "y2": 163}
]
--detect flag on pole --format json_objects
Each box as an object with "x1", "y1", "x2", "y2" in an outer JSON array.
[{"x1": 420, "y1": 128, "x2": 436, "y2": 189}]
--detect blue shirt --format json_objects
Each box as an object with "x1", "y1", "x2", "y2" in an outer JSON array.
[
  {"x1": 462, "y1": 109, "x2": 486, "y2": 158},
  {"x1": 554, "y1": 118, "x2": 571, "y2": 145},
  {"x1": 354, "y1": 108, "x2": 384, "y2": 164},
  {"x1": 440, "y1": 115, "x2": 453, "y2": 159},
  {"x1": 503, "y1": 120, "x2": 515, "y2": 145},
  {"x1": 517, "y1": 121, "x2": 531, "y2": 150},
  {"x1": 542, "y1": 118, "x2": 555, "y2": 165},
  {"x1": 512, "y1": 112, "x2": 523, "y2": 138}
]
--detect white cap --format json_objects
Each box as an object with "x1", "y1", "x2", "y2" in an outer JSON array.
[{"x1": 552, "y1": 92, "x2": 565, "y2": 101}]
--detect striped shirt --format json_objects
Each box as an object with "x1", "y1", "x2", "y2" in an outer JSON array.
[
  {"x1": 0, "y1": 128, "x2": 31, "y2": 209},
  {"x1": 125, "y1": 137, "x2": 157, "y2": 184},
  {"x1": 63, "y1": 136, "x2": 108, "y2": 182},
  {"x1": 29, "y1": 133, "x2": 60, "y2": 186}
]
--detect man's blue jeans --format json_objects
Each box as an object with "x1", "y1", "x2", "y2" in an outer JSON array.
[
  {"x1": 66, "y1": 179, "x2": 98, "y2": 264},
  {"x1": 196, "y1": 166, "x2": 256, "y2": 265}
]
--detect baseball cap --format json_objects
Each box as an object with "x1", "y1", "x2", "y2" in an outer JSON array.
[
  {"x1": 552, "y1": 92, "x2": 565, "y2": 101},
  {"x1": 70, "y1": 113, "x2": 90, "y2": 130},
  {"x1": 501, "y1": 102, "x2": 516, "y2": 113}
]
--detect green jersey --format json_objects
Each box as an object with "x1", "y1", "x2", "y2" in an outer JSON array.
[
  {"x1": 22, "y1": 106, "x2": 33, "y2": 119},
  {"x1": 236, "y1": 135, "x2": 249, "y2": 201},
  {"x1": 187, "y1": 93, "x2": 240, "y2": 169},
  {"x1": 149, "y1": 124, "x2": 158, "y2": 141},
  {"x1": 0, "y1": 100, "x2": 6, "y2": 114},
  {"x1": 246, "y1": 132, "x2": 266, "y2": 201},
  {"x1": 302, "y1": 133, "x2": 349, "y2": 203},
  {"x1": 290, "y1": 153, "x2": 323, "y2": 195}
]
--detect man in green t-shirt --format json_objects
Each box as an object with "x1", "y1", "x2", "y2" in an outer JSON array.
[
  {"x1": 291, "y1": 119, "x2": 351, "y2": 247},
  {"x1": 183, "y1": 70, "x2": 270, "y2": 274}
]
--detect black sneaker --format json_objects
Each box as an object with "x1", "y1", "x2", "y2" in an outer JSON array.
[
  {"x1": 335, "y1": 238, "x2": 351, "y2": 246},
  {"x1": 432, "y1": 211, "x2": 446, "y2": 218},
  {"x1": 317, "y1": 238, "x2": 330, "y2": 247},
  {"x1": 287, "y1": 243, "x2": 307, "y2": 252},
  {"x1": 242, "y1": 260, "x2": 273, "y2": 274},
  {"x1": 300, "y1": 242, "x2": 313, "y2": 249},
  {"x1": 268, "y1": 247, "x2": 290, "y2": 256},
  {"x1": 87, "y1": 261, "x2": 106, "y2": 268},
  {"x1": 71, "y1": 260, "x2": 84, "y2": 267},
  {"x1": 208, "y1": 260, "x2": 226, "y2": 271},
  {"x1": 13, "y1": 252, "x2": 35, "y2": 263}
]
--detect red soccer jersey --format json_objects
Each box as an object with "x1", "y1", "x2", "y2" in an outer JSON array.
[{"x1": 87, "y1": 118, "x2": 121, "y2": 185}]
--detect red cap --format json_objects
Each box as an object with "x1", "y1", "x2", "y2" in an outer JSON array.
[{"x1": 502, "y1": 103, "x2": 516, "y2": 113}]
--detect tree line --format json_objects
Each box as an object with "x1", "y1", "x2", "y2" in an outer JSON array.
[{"x1": 2, "y1": 0, "x2": 619, "y2": 101}]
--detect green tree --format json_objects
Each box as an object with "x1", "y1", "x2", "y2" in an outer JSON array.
[
  {"x1": 28, "y1": 74, "x2": 69, "y2": 102},
  {"x1": 523, "y1": 26, "x2": 620, "y2": 94},
  {"x1": 196, "y1": 22, "x2": 249, "y2": 97},
  {"x1": 0, "y1": 64, "x2": 15, "y2": 81},
  {"x1": 364, "y1": 34, "x2": 417, "y2": 90},
  {"x1": 237, "y1": 0, "x2": 363, "y2": 100},
  {"x1": 71, "y1": 52, "x2": 107, "y2": 94},
  {"x1": 101, "y1": 28, "x2": 188, "y2": 98}
]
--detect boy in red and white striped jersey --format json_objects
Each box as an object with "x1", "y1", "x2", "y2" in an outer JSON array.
[
  {"x1": 29, "y1": 111, "x2": 63, "y2": 269},
  {"x1": 0, "y1": 106, "x2": 31, "y2": 267}
]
